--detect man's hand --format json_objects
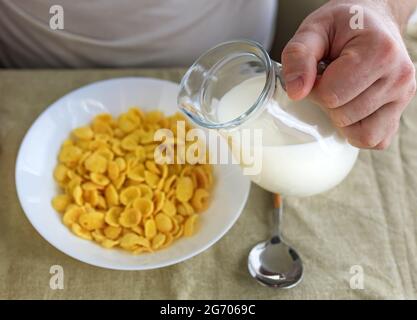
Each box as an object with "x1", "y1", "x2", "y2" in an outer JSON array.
[{"x1": 281, "y1": 0, "x2": 417, "y2": 149}]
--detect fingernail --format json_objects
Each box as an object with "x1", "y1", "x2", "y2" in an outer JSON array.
[{"x1": 285, "y1": 75, "x2": 304, "y2": 98}]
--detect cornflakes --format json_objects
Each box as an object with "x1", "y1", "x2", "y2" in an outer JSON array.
[
  {"x1": 155, "y1": 213, "x2": 173, "y2": 233},
  {"x1": 176, "y1": 176, "x2": 194, "y2": 202},
  {"x1": 52, "y1": 108, "x2": 213, "y2": 254},
  {"x1": 119, "y1": 208, "x2": 142, "y2": 227}
]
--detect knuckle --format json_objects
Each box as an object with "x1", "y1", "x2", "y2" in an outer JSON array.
[
  {"x1": 396, "y1": 61, "x2": 415, "y2": 86},
  {"x1": 344, "y1": 49, "x2": 363, "y2": 67},
  {"x1": 358, "y1": 127, "x2": 379, "y2": 148},
  {"x1": 396, "y1": 80, "x2": 416, "y2": 106},
  {"x1": 374, "y1": 138, "x2": 391, "y2": 150},
  {"x1": 318, "y1": 87, "x2": 340, "y2": 109},
  {"x1": 282, "y1": 41, "x2": 309, "y2": 58},
  {"x1": 377, "y1": 33, "x2": 397, "y2": 59},
  {"x1": 328, "y1": 109, "x2": 352, "y2": 127}
]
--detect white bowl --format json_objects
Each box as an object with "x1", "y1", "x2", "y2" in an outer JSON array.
[{"x1": 15, "y1": 77, "x2": 251, "y2": 270}]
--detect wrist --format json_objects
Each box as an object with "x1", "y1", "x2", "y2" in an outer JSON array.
[{"x1": 384, "y1": 0, "x2": 412, "y2": 32}]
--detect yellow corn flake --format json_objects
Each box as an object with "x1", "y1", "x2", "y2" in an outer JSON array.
[
  {"x1": 161, "y1": 164, "x2": 168, "y2": 179},
  {"x1": 95, "y1": 113, "x2": 113, "y2": 123},
  {"x1": 59, "y1": 145, "x2": 83, "y2": 167},
  {"x1": 96, "y1": 148, "x2": 114, "y2": 161},
  {"x1": 178, "y1": 202, "x2": 195, "y2": 216},
  {"x1": 144, "y1": 219, "x2": 157, "y2": 239},
  {"x1": 173, "y1": 225, "x2": 184, "y2": 239},
  {"x1": 78, "y1": 211, "x2": 105, "y2": 231},
  {"x1": 71, "y1": 223, "x2": 92, "y2": 240},
  {"x1": 119, "y1": 208, "x2": 142, "y2": 228},
  {"x1": 145, "y1": 110, "x2": 163, "y2": 124},
  {"x1": 124, "y1": 179, "x2": 142, "y2": 188},
  {"x1": 144, "y1": 170, "x2": 160, "y2": 189},
  {"x1": 51, "y1": 194, "x2": 70, "y2": 213},
  {"x1": 105, "y1": 184, "x2": 119, "y2": 207},
  {"x1": 95, "y1": 134, "x2": 112, "y2": 144},
  {"x1": 82, "y1": 182, "x2": 103, "y2": 191},
  {"x1": 72, "y1": 126, "x2": 94, "y2": 140},
  {"x1": 145, "y1": 160, "x2": 160, "y2": 175},
  {"x1": 90, "y1": 172, "x2": 110, "y2": 186},
  {"x1": 88, "y1": 139, "x2": 107, "y2": 151},
  {"x1": 119, "y1": 186, "x2": 141, "y2": 205},
  {"x1": 121, "y1": 135, "x2": 138, "y2": 151},
  {"x1": 131, "y1": 225, "x2": 144, "y2": 236},
  {"x1": 180, "y1": 165, "x2": 193, "y2": 177},
  {"x1": 156, "y1": 176, "x2": 165, "y2": 191},
  {"x1": 140, "y1": 130, "x2": 155, "y2": 144},
  {"x1": 115, "y1": 157, "x2": 126, "y2": 172},
  {"x1": 84, "y1": 189, "x2": 99, "y2": 207},
  {"x1": 138, "y1": 184, "x2": 153, "y2": 199},
  {"x1": 63, "y1": 206, "x2": 84, "y2": 226},
  {"x1": 91, "y1": 229, "x2": 106, "y2": 243},
  {"x1": 153, "y1": 191, "x2": 166, "y2": 213},
  {"x1": 101, "y1": 239, "x2": 119, "y2": 249},
  {"x1": 92, "y1": 120, "x2": 113, "y2": 136},
  {"x1": 174, "y1": 214, "x2": 185, "y2": 224},
  {"x1": 105, "y1": 206, "x2": 123, "y2": 227},
  {"x1": 162, "y1": 199, "x2": 176, "y2": 217},
  {"x1": 193, "y1": 167, "x2": 211, "y2": 190},
  {"x1": 128, "y1": 107, "x2": 144, "y2": 121},
  {"x1": 107, "y1": 160, "x2": 120, "y2": 180},
  {"x1": 53, "y1": 107, "x2": 214, "y2": 254},
  {"x1": 72, "y1": 185, "x2": 83, "y2": 206},
  {"x1": 184, "y1": 214, "x2": 199, "y2": 237},
  {"x1": 120, "y1": 233, "x2": 150, "y2": 250},
  {"x1": 176, "y1": 176, "x2": 194, "y2": 202},
  {"x1": 84, "y1": 153, "x2": 107, "y2": 173},
  {"x1": 118, "y1": 114, "x2": 137, "y2": 133},
  {"x1": 155, "y1": 213, "x2": 173, "y2": 233},
  {"x1": 127, "y1": 165, "x2": 145, "y2": 182},
  {"x1": 166, "y1": 189, "x2": 176, "y2": 201},
  {"x1": 132, "y1": 198, "x2": 154, "y2": 217},
  {"x1": 53, "y1": 164, "x2": 68, "y2": 182},
  {"x1": 160, "y1": 233, "x2": 174, "y2": 249},
  {"x1": 171, "y1": 217, "x2": 180, "y2": 234},
  {"x1": 135, "y1": 145, "x2": 147, "y2": 162},
  {"x1": 164, "y1": 175, "x2": 177, "y2": 193},
  {"x1": 66, "y1": 177, "x2": 81, "y2": 195},
  {"x1": 112, "y1": 142, "x2": 124, "y2": 157},
  {"x1": 76, "y1": 163, "x2": 88, "y2": 177},
  {"x1": 113, "y1": 173, "x2": 126, "y2": 190},
  {"x1": 132, "y1": 247, "x2": 153, "y2": 255},
  {"x1": 97, "y1": 195, "x2": 108, "y2": 210},
  {"x1": 114, "y1": 128, "x2": 125, "y2": 139},
  {"x1": 126, "y1": 157, "x2": 139, "y2": 170},
  {"x1": 103, "y1": 226, "x2": 122, "y2": 240},
  {"x1": 191, "y1": 188, "x2": 210, "y2": 212},
  {"x1": 151, "y1": 233, "x2": 166, "y2": 250}
]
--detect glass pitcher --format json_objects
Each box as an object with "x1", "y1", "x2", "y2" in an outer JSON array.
[{"x1": 178, "y1": 40, "x2": 358, "y2": 197}]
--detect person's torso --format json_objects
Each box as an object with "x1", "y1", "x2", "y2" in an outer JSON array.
[{"x1": 0, "y1": 0, "x2": 278, "y2": 68}]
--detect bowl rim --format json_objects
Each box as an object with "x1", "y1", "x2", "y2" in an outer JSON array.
[{"x1": 14, "y1": 76, "x2": 251, "y2": 270}]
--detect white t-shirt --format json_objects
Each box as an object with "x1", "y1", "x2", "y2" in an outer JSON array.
[{"x1": 0, "y1": 0, "x2": 278, "y2": 68}]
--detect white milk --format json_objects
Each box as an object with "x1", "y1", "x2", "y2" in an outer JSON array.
[{"x1": 216, "y1": 76, "x2": 359, "y2": 197}]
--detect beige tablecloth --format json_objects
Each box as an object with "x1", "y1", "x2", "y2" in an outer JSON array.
[{"x1": 0, "y1": 61, "x2": 416, "y2": 299}]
